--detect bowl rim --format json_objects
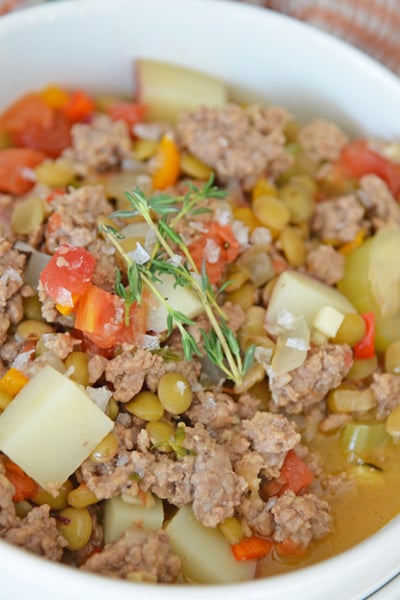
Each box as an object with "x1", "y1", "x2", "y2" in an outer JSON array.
[{"x1": 1, "y1": 0, "x2": 400, "y2": 598}]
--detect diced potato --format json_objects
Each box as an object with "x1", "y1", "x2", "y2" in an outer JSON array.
[
  {"x1": 103, "y1": 493, "x2": 163, "y2": 544},
  {"x1": 0, "y1": 366, "x2": 113, "y2": 492},
  {"x1": 165, "y1": 505, "x2": 256, "y2": 584},
  {"x1": 136, "y1": 59, "x2": 228, "y2": 122},
  {"x1": 313, "y1": 305, "x2": 345, "y2": 338},
  {"x1": 146, "y1": 273, "x2": 203, "y2": 333},
  {"x1": 266, "y1": 271, "x2": 355, "y2": 331}
]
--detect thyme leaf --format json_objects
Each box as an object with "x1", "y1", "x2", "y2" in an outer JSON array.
[{"x1": 99, "y1": 176, "x2": 253, "y2": 385}]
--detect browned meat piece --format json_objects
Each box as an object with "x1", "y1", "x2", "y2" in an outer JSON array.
[
  {"x1": 83, "y1": 527, "x2": 181, "y2": 582},
  {"x1": 41, "y1": 332, "x2": 79, "y2": 359},
  {"x1": 79, "y1": 423, "x2": 139, "y2": 499},
  {"x1": 358, "y1": 174, "x2": 400, "y2": 229},
  {"x1": 271, "y1": 490, "x2": 332, "y2": 547},
  {"x1": 133, "y1": 423, "x2": 246, "y2": 528},
  {"x1": 0, "y1": 464, "x2": 18, "y2": 534},
  {"x1": 234, "y1": 451, "x2": 265, "y2": 491},
  {"x1": 298, "y1": 119, "x2": 349, "y2": 163},
  {"x1": 236, "y1": 393, "x2": 261, "y2": 420},
  {"x1": 322, "y1": 472, "x2": 353, "y2": 495},
  {"x1": 269, "y1": 343, "x2": 353, "y2": 414},
  {"x1": 186, "y1": 390, "x2": 238, "y2": 431},
  {"x1": 177, "y1": 104, "x2": 292, "y2": 190},
  {"x1": 311, "y1": 194, "x2": 366, "y2": 243},
  {"x1": 241, "y1": 411, "x2": 300, "y2": 478},
  {"x1": 44, "y1": 185, "x2": 112, "y2": 252},
  {"x1": 144, "y1": 357, "x2": 201, "y2": 393},
  {"x1": 142, "y1": 453, "x2": 194, "y2": 507},
  {"x1": 105, "y1": 349, "x2": 163, "y2": 402},
  {"x1": 87, "y1": 354, "x2": 108, "y2": 384},
  {"x1": 0, "y1": 237, "x2": 31, "y2": 346},
  {"x1": 0, "y1": 336, "x2": 26, "y2": 365},
  {"x1": 5, "y1": 505, "x2": 67, "y2": 560},
  {"x1": 370, "y1": 372, "x2": 400, "y2": 419},
  {"x1": 306, "y1": 244, "x2": 345, "y2": 285},
  {"x1": 62, "y1": 113, "x2": 132, "y2": 177},
  {"x1": 89, "y1": 237, "x2": 119, "y2": 293},
  {"x1": 237, "y1": 494, "x2": 274, "y2": 537},
  {"x1": 319, "y1": 412, "x2": 351, "y2": 433},
  {"x1": 187, "y1": 423, "x2": 247, "y2": 527}
]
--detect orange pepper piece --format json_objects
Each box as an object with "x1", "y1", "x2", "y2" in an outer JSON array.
[
  {"x1": 152, "y1": 134, "x2": 180, "y2": 190},
  {"x1": 4, "y1": 459, "x2": 38, "y2": 502},
  {"x1": 231, "y1": 535, "x2": 273, "y2": 561}
]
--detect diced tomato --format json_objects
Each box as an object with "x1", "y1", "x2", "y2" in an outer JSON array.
[
  {"x1": 107, "y1": 101, "x2": 147, "y2": 131},
  {"x1": 189, "y1": 222, "x2": 240, "y2": 284},
  {"x1": 0, "y1": 93, "x2": 54, "y2": 134},
  {"x1": 0, "y1": 92, "x2": 71, "y2": 157},
  {"x1": 62, "y1": 89, "x2": 96, "y2": 123},
  {"x1": 0, "y1": 147, "x2": 46, "y2": 194},
  {"x1": 262, "y1": 450, "x2": 314, "y2": 497},
  {"x1": 353, "y1": 312, "x2": 376, "y2": 360},
  {"x1": 74, "y1": 284, "x2": 147, "y2": 350},
  {"x1": 39, "y1": 245, "x2": 96, "y2": 307},
  {"x1": 279, "y1": 450, "x2": 314, "y2": 494},
  {"x1": 16, "y1": 110, "x2": 71, "y2": 158},
  {"x1": 339, "y1": 139, "x2": 400, "y2": 198},
  {"x1": 74, "y1": 284, "x2": 125, "y2": 349},
  {"x1": 4, "y1": 459, "x2": 38, "y2": 503}
]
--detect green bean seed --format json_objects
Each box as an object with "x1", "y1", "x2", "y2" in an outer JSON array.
[
  {"x1": 157, "y1": 372, "x2": 193, "y2": 415},
  {"x1": 57, "y1": 507, "x2": 92, "y2": 551},
  {"x1": 125, "y1": 391, "x2": 164, "y2": 422}
]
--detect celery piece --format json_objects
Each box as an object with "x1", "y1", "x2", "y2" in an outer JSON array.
[{"x1": 340, "y1": 422, "x2": 389, "y2": 456}]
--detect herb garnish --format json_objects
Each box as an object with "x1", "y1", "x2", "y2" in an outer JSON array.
[{"x1": 99, "y1": 176, "x2": 254, "y2": 386}]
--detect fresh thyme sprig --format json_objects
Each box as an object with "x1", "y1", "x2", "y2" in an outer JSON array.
[{"x1": 100, "y1": 176, "x2": 254, "y2": 386}]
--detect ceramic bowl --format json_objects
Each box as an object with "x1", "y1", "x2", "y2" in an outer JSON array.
[{"x1": 1, "y1": 1, "x2": 400, "y2": 598}]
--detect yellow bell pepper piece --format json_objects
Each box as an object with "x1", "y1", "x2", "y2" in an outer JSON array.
[
  {"x1": 0, "y1": 368, "x2": 29, "y2": 399},
  {"x1": 152, "y1": 135, "x2": 180, "y2": 190}
]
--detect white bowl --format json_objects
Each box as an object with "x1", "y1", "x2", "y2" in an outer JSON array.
[{"x1": 1, "y1": 1, "x2": 400, "y2": 599}]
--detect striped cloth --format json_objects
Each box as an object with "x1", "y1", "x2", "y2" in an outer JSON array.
[{"x1": 240, "y1": 0, "x2": 400, "y2": 76}]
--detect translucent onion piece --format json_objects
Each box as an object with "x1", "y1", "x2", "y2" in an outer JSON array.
[
  {"x1": 24, "y1": 250, "x2": 51, "y2": 288},
  {"x1": 270, "y1": 312, "x2": 310, "y2": 375}
]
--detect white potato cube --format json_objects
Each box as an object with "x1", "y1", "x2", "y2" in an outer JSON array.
[
  {"x1": 146, "y1": 273, "x2": 203, "y2": 333},
  {"x1": 313, "y1": 305, "x2": 345, "y2": 338},
  {"x1": 266, "y1": 271, "x2": 355, "y2": 331},
  {"x1": 165, "y1": 504, "x2": 256, "y2": 584},
  {"x1": 104, "y1": 494, "x2": 163, "y2": 544},
  {"x1": 0, "y1": 365, "x2": 113, "y2": 492}
]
